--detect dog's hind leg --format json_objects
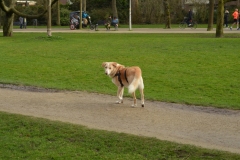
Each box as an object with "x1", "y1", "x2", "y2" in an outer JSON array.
[
  {"x1": 139, "y1": 88, "x2": 144, "y2": 107},
  {"x1": 131, "y1": 91, "x2": 137, "y2": 107},
  {"x1": 116, "y1": 86, "x2": 124, "y2": 104},
  {"x1": 139, "y1": 77, "x2": 144, "y2": 107}
]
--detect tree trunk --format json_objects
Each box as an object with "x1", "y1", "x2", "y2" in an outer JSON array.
[
  {"x1": 3, "y1": 12, "x2": 13, "y2": 36},
  {"x1": 56, "y1": 0, "x2": 60, "y2": 26},
  {"x1": 207, "y1": 0, "x2": 214, "y2": 31},
  {"x1": 112, "y1": 0, "x2": 118, "y2": 18},
  {"x1": 83, "y1": 0, "x2": 86, "y2": 11},
  {"x1": 0, "y1": 8, "x2": 2, "y2": 29},
  {"x1": 163, "y1": 0, "x2": 171, "y2": 29},
  {"x1": 2, "y1": 0, "x2": 14, "y2": 36},
  {"x1": 216, "y1": 0, "x2": 224, "y2": 37},
  {"x1": 132, "y1": 0, "x2": 140, "y2": 23}
]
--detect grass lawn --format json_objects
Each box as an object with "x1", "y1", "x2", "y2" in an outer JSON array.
[
  {"x1": 0, "y1": 33, "x2": 239, "y2": 109},
  {"x1": 0, "y1": 32, "x2": 240, "y2": 159},
  {"x1": 1, "y1": 112, "x2": 240, "y2": 159}
]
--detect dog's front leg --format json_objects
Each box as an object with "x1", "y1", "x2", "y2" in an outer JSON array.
[{"x1": 116, "y1": 86, "x2": 124, "y2": 104}]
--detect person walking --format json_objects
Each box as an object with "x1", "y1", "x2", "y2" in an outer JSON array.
[
  {"x1": 105, "y1": 16, "x2": 112, "y2": 30},
  {"x1": 224, "y1": 9, "x2": 229, "y2": 28},
  {"x1": 238, "y1": 11, "x2": 240, "y2": 30},
  {"x1": 187, "y1": 9, "x2": 193, "y2": 26},
  {"x1": 23, "y1": 17, "x2": 27, "y2": 29},
  {"x1": 230, "y1": 8, "x2": 238, "y2": 30},
  {"x1": 19, "y1": 16, "x2": 23, "y2": 29}
]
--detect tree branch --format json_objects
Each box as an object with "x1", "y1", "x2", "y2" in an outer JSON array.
[
  {"x1": 0, "y1": 0, "x2": 58, "y2": 18},
  {"x1": 0, "y1": 0, "x2": 10, "y2": 12}
]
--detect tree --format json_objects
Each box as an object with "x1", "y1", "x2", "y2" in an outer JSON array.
[
  {"x1": 207, "y1": 0, "x2": 214, "y2": 31},
  {"x1": 0, "y1": 8, "x2": 2, "y2": 28},
  {"x1": 83, "y1": 0, "x2": 86, "y2": 11},
  {"x1": 213, "y1": 0, "x2": 236, "y2": 38},
  {"x1": 1, "y1": 0, "x2": 14, "y2": 36},
  {"x1": 112, "y1": 0, "x2": 118, "y2": 18},
  {"x1": 56, "y1": 0, "x2": 60, "y2": 26},
  {"x1": 0, "y1": 0, "x2": 58, "y2": 37},
  {"x1": 216, "y1": 0, "x2": 224, "y2": 37},
  {"x1": 163, "y1": 0, "x2": 171, "y2": 28},
  {"x1": 131, "y1": 0, "x2": 139, "y2": 23}
]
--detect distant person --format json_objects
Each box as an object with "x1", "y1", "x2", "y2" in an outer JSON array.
[
  {"x1": 230, "y1": 8, "x2": 238, "y2": 30},
  {"x1": 82, "y1": 11, "x2": 89, "y2": 26},
  {"x1": 105, "y1": 16, "x2": 112, "y2": 30},
  {"x1": 19, "y1": 16, "x2": 23, "y2": 29},
  {"x1": 107, "y1": 16, "x2": 112, "y2": 24},
  {"x1": 111, "y1": 17, "x2": 119, "y2": 26},
  {"x1": 187, "y1": 9, "x2": 193, "y2": 26},
  {"x1": 33, "y1": 19, "x2": 38, "y2": 27},
  {"x1": 23, "y1": 17, "x2": 27, "y2": 29},
  {"x1": 224, "y1": 9, "x2": 229, "y2": 28},
  {"x1": 238, "y1": 11, "x2": 240, "y2": 30}
]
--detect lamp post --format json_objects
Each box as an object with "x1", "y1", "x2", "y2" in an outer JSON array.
[
  {"x1": 47, "y1": 0, "x2": 52, "y2": 36},
  {"x1": 80, "y1": 0, "x2": 82, "y2": 29},
  {"x1": 129, "y1": 0, "x2": 132, "y2": 31}
]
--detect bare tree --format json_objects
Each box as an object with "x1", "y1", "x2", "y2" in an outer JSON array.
[
  {"x1": 214, "y1": 0, "x2": 236, "y2": 37},
  {"x1": 0, "y1": 7, "x2": 2, "y2": 29},
  {"x1": 56, "y1": 0, "x2": 60, "y2": 26},
  {"x1": 0, "y1": 0, "x2": 58, "y2": 37},
  {"x1": 132, "y1": 0, "x2": 140, "y2": 23},
  {"x1": 112, "y1": 0, "x2": 118, "y2": 18},
  {"x1": 216, "y1": 0, "x2": 224, "y2": 37},
  {"x1": 83, "y1": 0, "x2": 86, "y2": 11},
  {"x1": 163, "y1": 0, "x2": 171, "y2": 28},
  {"x1": 1, "y1": 0, "x2": 14, "y2": 36},
  {"x1": 207, "y1": 0, "x2": 214, "y2": 31}
]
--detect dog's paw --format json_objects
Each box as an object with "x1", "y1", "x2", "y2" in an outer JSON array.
[
  {"x1": 115, "y1": 100, "x2": 123, "y2": 104},
  {"x1": 131, "y1": 104, "x2": 137, "y2": 107}
]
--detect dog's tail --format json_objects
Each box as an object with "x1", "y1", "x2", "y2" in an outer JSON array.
[{"x1": 128, "y1": 77, "x2": 144, "y2": 94}]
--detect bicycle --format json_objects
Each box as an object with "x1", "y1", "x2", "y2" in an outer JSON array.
[{"x1": 179, "y1": 17, "x2": 197, "y2": 29}]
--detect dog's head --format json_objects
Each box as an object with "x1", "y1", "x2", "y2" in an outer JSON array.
[{"x1": 102, "y1": 62, "x2": 124, "y2": 77}]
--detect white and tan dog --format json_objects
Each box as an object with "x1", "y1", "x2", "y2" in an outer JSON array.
[{"x1": 102, "y1": 62, "x2": 144, "y2": 107}]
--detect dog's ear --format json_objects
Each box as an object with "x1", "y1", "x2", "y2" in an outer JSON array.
[
  {"x1": 112, "y1": 62, "x2": 118, "y2": 68},
  {"x1": 102, "y1": 62, "x2": 107, "y2": 67}
]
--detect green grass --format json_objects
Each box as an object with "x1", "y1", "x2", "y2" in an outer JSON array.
[
  {"x1": 1, "y1": 112, "x2": 239, "y2": 159},
  {"x1": 0, "y1": 33, "x2": 240, "y2": 158},
  {"x1": 0, "y1": 33, "x2": 240, "y2": 109}
]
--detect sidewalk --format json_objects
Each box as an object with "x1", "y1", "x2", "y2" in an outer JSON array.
[{"x1": 9, "y1": 27, "x2": 239, "y2": 34}]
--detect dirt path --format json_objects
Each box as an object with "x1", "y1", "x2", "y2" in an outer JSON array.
[{"x1": 0, "y1": 85, "x2": 240, "y2": 154}]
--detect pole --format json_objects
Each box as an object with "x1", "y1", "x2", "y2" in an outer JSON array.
[
  {"x1": 129, "y1": 0, "x2": 132, "y2": 31},
  {"x1": 47, "y1": 0, "x2": 52, "y2": 36},
  {"x1": 80, "y1": 0, "x2": 82, "y2": 30},
  {"x1": 0, "y1": 9, "x2": 2, "y2": 29}
]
